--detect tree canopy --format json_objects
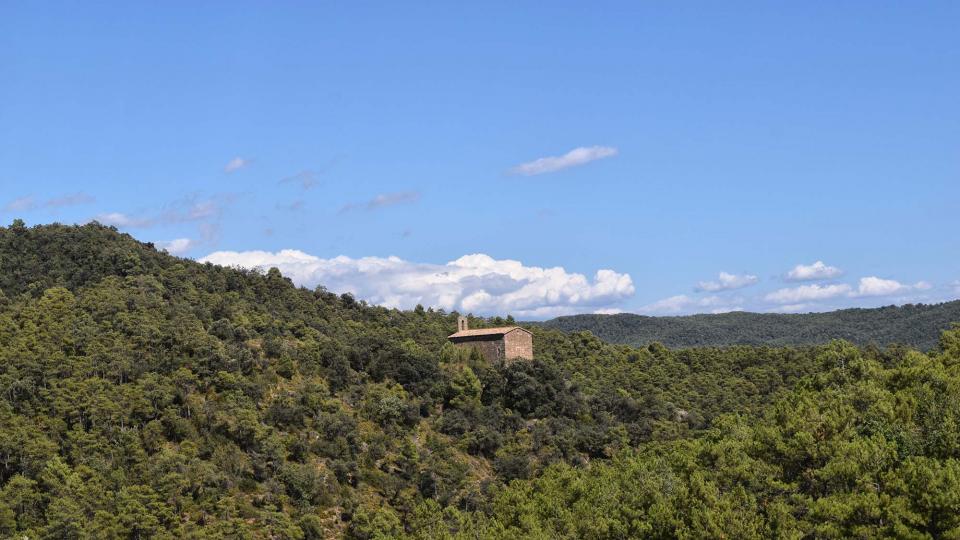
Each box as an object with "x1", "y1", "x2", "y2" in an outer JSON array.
[
  {"x1": 540, "y1": 303, "x2": 960, "y2": 351},
  {"x1": 0, "y1": 222, "x2": 958, "y2": 538}
]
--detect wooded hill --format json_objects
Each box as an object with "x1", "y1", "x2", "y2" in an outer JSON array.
[
  {"x1": 1, "y1": 220, "x2": 959, "y2": 538},
  {"x1": 541, "y1": 301, "x2": 960, "y2": 350}
]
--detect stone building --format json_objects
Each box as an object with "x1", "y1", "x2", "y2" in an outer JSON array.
[{"x1": 447, "y1": 316, "x2": 533, "y2": 363}]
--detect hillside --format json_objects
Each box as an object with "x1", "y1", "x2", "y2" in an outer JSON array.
[
  {"x1": 541, "y1": 302, "x2": 960, "y2": 350},
  {"x1": 1, "y1": 221, "x2": 959, "y2": 538}
]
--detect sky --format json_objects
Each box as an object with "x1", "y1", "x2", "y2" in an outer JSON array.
[{"x1": 2, "y1": 2, "x2": 959, "y2": 318}]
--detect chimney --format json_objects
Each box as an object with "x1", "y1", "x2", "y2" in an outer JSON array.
[{"x1": 457, "y1": 316, "x2": 468, "y2": 332}]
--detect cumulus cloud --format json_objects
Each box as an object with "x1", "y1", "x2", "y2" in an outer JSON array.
[
  {"x1": 695, "y1": 272, "x2": 759, "y2": 292},
  {"x1": 764, "y1": 283, "x2": 852, "y2": 304},
  {"x1": 764, "y1": 276, "x2": 933, "y2": 305},
  {"x1": 851, "y1": 277, "x2": 931, "y2": 297},
  {"x1": 510, "y1": 146, "x2": 618, "y2": 176},
  {"x1": 339, "y1": 191, "x2": 420, "y2": 214},
  {"x1": 156, "y1": 238, "x2": 198, "y2": 256},
  {"x1": 786, "y1": 261, "x2": 843, "y2": 281},
  {"x1": 199, "y1": 250, "x2": 635, "y2": 318},
  {"x1": 224, "y1": 157, "x2": 251, "y2": 173}
]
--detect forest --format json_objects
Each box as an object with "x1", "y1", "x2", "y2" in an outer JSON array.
[
  {"x1": 541, "y1": 303, "x2": 960, "y2": 350},
  {"x1": 1, "y1": 221, "x2": 959, "y2": 539}
]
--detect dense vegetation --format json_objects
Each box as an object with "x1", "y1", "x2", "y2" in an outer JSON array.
[
  {"x1": 1, "y1": 221, "x2": 959, "y2": 538},
  {"x1": 541, "y1": 304, "x2": 960, "y2": 350}
]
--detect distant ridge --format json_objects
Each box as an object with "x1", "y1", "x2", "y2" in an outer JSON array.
[{"x1": 540, "y1": 302, "x2": 960, "y2": 350}]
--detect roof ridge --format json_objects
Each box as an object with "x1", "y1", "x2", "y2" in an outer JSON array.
[{"x1": 447, "y1": 326, "x2": 531, "y2": 338}]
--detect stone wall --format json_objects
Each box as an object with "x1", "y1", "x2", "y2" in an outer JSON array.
[
  {"x1": 452, "y1": 336, "x2": 504, "y2": 363},
  {"x1": 503, "y1": 330, "x2": 533, "y2": 361},
  {"x1": 450, "y1": 330, "x2": 533, "y2": 363}
]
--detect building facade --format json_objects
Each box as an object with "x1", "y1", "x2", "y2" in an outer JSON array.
[{"x1": 447, "y1": 316, "x2": 533, "y2": 363}]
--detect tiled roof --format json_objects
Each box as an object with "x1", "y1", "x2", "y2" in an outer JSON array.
[{"x1": 447, "y1": 326, "x2": 530, "y2": 339}]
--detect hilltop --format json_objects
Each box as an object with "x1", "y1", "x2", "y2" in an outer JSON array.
[
  {"x1": 541, "y1": 302, "x2": 960, "y2": 350},
  {"x1": 1, "y1": 221, "x2": 959, "y2": 538}
]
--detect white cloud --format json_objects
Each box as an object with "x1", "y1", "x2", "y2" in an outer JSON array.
[
  {"x1": 156, "y1": 238, "x2": 198, "y2": 255},
  {"x1": 4, "y1": 193, "x2": 96, "y2": 214},
  {"x1": 695, "y1": 272, "x2": 759, "y2": 292},
  {"x1": 45, "y1": 192, "x2": 95, "y2": 208},
  {"x1": 786, "y1": 261, "x2": 843, "y2": 281},
  {"x1": 224, "y1": 157, "x2": 251, "y2": 173},
  {"x1": 3, "y1": 197, "x2": 37, "y2": 212},
  {"x1": 768, "y1": 303, "x2": 815, "y2": 313},
  {"x1": 510, "y1": 146, "x2": 618, "y2": 176},
  {"x1": 367, "y1": 191, "x2": 420, "y2": 209},
  {"x1": 92, "y1": 195, "x2": 230, "y2": 229},
  {"x1": 711, "y1": 306, "x2": 744, "y2": 314},
  {"x1": 339, "y1": 191, "x2": 421, "y2": 213},
  {"x1": 638, "y1": 294, "x2": 740, "y2": 315},
  {"x1": 764, "y1": 276, "x2": 934, "y2": 306},
  {"x1": 181, "y1": 200, "x2": 219, "y2": 221},
  {"x1": 953, "y1": 280, "x2": 960, "y2": 295},
  {"x1": 852, "y1": 276, "x2": 931, "y2": 297},
  {"x1": 764, "y1": 283, "x2": 852, "y2": 304},
  {"x1": 199, "y1": 250, "x2": 634, "y2": 318},
  {"x1": 640, "y1": 295, "x2": 692, "y2": 314},
  {"x1": 93, "y1": 212, "x2": 153, "y2": 228}
]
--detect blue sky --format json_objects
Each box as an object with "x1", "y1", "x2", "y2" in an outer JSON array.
[{"x1": 2, "y1": 2, "x2": 959, "y2": 318}]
